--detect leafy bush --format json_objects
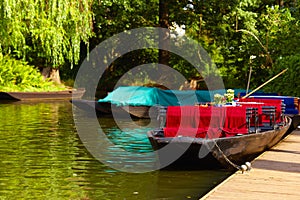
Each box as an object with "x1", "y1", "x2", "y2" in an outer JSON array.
[
  {"x1": 0, "y1": 56, "x2": 66, "y2": 92},
  {"x1": 264, "y1": 55, "x2": 300, "y2": 97}
]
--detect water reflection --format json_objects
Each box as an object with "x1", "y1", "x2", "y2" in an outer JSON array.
[{"x1": 0, "y1": 101, "x2": 230, "y2": 199}]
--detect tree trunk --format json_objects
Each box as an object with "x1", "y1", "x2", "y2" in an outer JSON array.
[
  {"x1": 41, "y1": 67, "x2": 61, "y2": 84},
  {"x1": 158, "y1": 0, "x2": 175, "y2": 88},
  {"x1": 277, "y1": 0, "x2": 284, "y2": 7},
  {"x1": 159, "y1": 0, "x2": 170, "y2": 66}
]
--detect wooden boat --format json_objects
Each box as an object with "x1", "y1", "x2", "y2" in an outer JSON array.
[
  {"x1": 96, "y1": 86, "x2": 245, "y2": 119},
  {"x1": 147, "y1": 103, "x2": 292, "y2": 171},
  {"x1": 70, "y1": 100, "x2": 158, "y2": 118},
  {"x1": 119, "y1": 105, "x2": 158, "y2": 118},
  {"x1": 0, "y1": 88, "x2": 85, "y2": 101},
  {"x1": 291, "y1": 114, "x2": 300, "y2": 130},
  {"x1": 70, "y1": 99, "x2": 111, "y2": 115},
  {"x1": 70, "y1": 99, "x2": 142, "y2": 118}
]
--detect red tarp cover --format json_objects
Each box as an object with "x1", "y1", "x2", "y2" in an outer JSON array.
[{"x1": 164, "y1": 106, "x2": 248, "y2": 138}]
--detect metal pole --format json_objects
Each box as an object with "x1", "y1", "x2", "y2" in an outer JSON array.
[{"x1": 246, "y1": 65, "x2": 252, "y2": 94}]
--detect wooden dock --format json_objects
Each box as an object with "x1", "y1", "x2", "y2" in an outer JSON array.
[{"x1": 201, "y1": 129, "x2": 300, "y2": 200}]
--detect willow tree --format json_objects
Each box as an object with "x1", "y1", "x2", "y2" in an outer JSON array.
[{"x1": 0, "y1": 0, "x2": 94, "y2": 84}]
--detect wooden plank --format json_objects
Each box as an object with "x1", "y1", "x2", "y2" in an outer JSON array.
[{"x1": 201, "y1": 130, "x2": 300, "y2": 200}]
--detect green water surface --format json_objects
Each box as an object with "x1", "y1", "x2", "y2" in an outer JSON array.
[{"x1": 0, "y1": 101, "x2": 230, "y2": 200}]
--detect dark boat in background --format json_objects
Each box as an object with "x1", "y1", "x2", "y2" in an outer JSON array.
[
  {"x1": 70, "y1": 99, "x2": 111, "y2": 115},
  {"x1": 121, "y1": 105, "x2": 157, "y2": 118},
  {"x1": 147, "y1": 100, "x2": 292, "y2": 170},
  {"x1": 70, "y1": 99, "x2": 131, "y2": 118},
  {"x1": 71, "y1": 99, "x2": 155, "y2": 118},
  {"x1": 0, "y1": 88, "x2": 85, "y2": 101}
]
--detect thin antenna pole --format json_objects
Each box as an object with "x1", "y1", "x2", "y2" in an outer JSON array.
[{"x1": 246, "y1": 65, "x2": 252, "y2": 94}]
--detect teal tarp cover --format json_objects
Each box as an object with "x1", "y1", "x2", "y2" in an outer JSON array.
[{"x1": 98, "y1": 86, "x2": 247, "y2": 107}]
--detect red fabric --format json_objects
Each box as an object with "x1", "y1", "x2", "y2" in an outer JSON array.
[
  {"x1": 164, "y1": 106, "x2": 248, "y2": 138},
  {"x1": 206, "y1": 128, "x2": 223, "y2": 139},
  {"x1": 238, "y1": 99, "x2": 282, "y2": 123},
  {"x1": 222, "y1": 106, "x2": 248, "y2": 137},
  {"x1": 163, "y1": 127, "x2": 208, "y2": 138},
  {"x1": 165, "y1": 106, "x2": 181, "y2": 128},
  {"x1": 166, "y1": 106, "x2": 199, "y2": 128},
  {"x1": 262, "y1": 102, "x2": 282, "y2": 123},
  {"x1": 197, "y1": 107, "x2": 226, "y2": 128}
]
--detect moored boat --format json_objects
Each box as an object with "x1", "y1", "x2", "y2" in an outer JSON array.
[
  {"x1": 71, "y1": 86, "x2": 300, "y2": 125},
  {"x1": 97, "y1": 86, "x2": 247, "y2": 118},
  {"x1": 71, "y1": 86, "x2": 217, "y2": 118},
  {"x1": 0, "y1": 88, "x2": 86, "y2": 101},
  {"x1": 70, "y1": 99, "x2": 132, "y2": 118},
  {"x1": 147, "y1": 100, "x2": 292, "y2": 171},
  {"x1": 70, "y1": 99, "x2": 111, "y2": 115}
]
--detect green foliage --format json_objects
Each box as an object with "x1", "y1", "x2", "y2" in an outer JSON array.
[
  {"x1": 240, "y1": 5, "x2": 300, "y2": 91},
  {"x1": 178, "y1": 1, "x2": 300, "y2": 92},
  {"x1": 87, "y1": 1, "x2": 300, "y2": 94},
  {"x1": 92, "y1": 0, "x2": 158, "y2": 45},
  {"x1": 1, "y1": 0, "x2": 299, "y2": 95},
  {"x1": 72, "y1": 0, "x2": 160, "y2": 92},
  {"x1": 264, "y1": 55, "x2": 300, "y2": 97},
  {"x1": 0, "y1": 0, "x2": 94, "y2": 68},
  {"x1": 0, "y1": 56, "x2": 66, "y2": 92},
  {"x1": 98, "y1": 49, "x2": 158, "y2": 91}
]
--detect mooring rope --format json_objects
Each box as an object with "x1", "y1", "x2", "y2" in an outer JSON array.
[
  {"x1": 211, "y1": 140, "x2": 251, "y2": 172},
  {"x1": 212, "y1": 140, "x2": 241, "y2": 170}
]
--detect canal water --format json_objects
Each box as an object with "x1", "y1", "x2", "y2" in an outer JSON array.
[{"x1": 0, "y1": 101, "x2": 230, "y2": 200}]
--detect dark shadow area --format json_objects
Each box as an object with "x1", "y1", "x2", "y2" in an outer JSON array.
[
  {"x1": 0, "y1": 92, "x2": 19, "y2": 100},
  {"x1": 269, "y1": 148, "x2": 300, "y2": 155},
  {"x1": 253, "y1": 159, "x2": 300, "y2": 173}
]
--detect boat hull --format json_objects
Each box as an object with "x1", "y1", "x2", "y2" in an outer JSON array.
[
  {"x1": 71, "y1": 100, "x2": 145, "y2": 118},
  {"x1": 71, "y1": 99, "x2": 111, "y2": 115},
  {"x1": 290, "y1": 114, "x2": 300, "y2": 129},
  {"x1": 0, "y1": 88, "x2": 85, "y2": 101},
  {"x1": 121, "y1": 105, "x2": 160, "y2": 119},
  {"x1": 0, "y1": 89, "x2": 85, "y2": 101},
  {"x1": 147, "y1": 117, "x2": 291, "y2": 170}
]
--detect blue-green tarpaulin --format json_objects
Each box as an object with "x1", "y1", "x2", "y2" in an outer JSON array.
[{"x1": 98, "y1": 86, "x2": 248, "y2": 107}]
